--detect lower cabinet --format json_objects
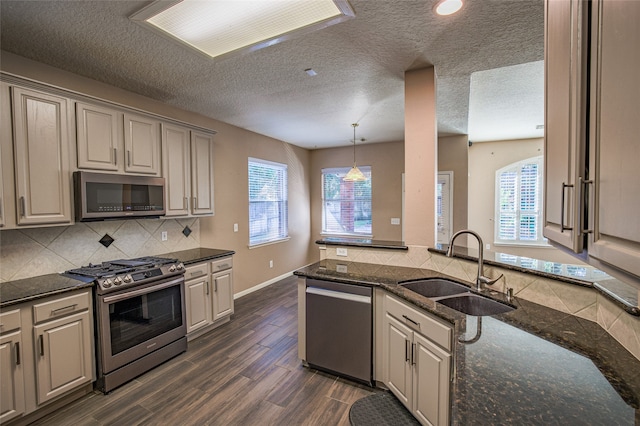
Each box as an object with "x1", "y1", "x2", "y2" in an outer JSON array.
[
  {"x1": 0, "y1": 289, "x2": 95, "y2": 424},
  {"x1": 185, "y1": 256, "x2": 234, "y2": 339},
  {"x1": 383, "y1": 294, "x2": 452, "y2": 426}
]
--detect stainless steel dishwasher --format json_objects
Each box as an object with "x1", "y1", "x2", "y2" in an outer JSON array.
[{"x1": 305, "y1": 279, "x2": 373, "y2": 386}]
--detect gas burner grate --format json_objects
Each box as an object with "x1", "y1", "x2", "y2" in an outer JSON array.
[{"x1": 66, "y1": 256, "x2": 178, "y2": 278}]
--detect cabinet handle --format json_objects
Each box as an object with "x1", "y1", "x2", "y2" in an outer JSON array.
[
  {"x1": 192, "y1": 197, "x2": 197, "y2": 210},
  {"x1": 127, "y1": 150, "x2": 131, "y2": 167},
  {"x1": 214, "y1": 279, "x2": 218, "y2": 292},
  {"x1": 184, "y1": 197, "x2": 188, "y2": 210},
  {"x1": 19, "y1": 196, "x2": 26, "y2": 217},
  {"x1": 113, "y1": 148, "x2": 117, "y2": 166},
  {"x1": 411, "y1": 343, "x2": 416, "y2": 365},
  {"x1": 206, "y1": 282, "x2": 209, "y2": 295},
  {"x1": 581, "y1": 178, "x2": 594, "y2": 234},
  {"x1": 402, "y1": 314, "x2": 419, "y2": 327},
  {"x1": 15, "y1": 342, "x2": 21, "y2": 365},
  {"x1": 0, "y1": 197, "x2": 3, "y2": 221},
  {"x1": 39, "y1": 335, "x2": 44, "y2": 356},
  {"x1": 51, "y1": 303, "x2": 78, "y2": 316},
  {"x1": 561, "y1": 182, "x2": 574, "y2": 232},
  {"x1": 190, "y1": 271, "x2": 205, "y2": 277},
  {"x1": 405, "y1": 339, "x2": 410, "y2": 362}
]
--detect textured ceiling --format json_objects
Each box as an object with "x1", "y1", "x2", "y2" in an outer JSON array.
[{"x1": 0, "y1": 0, "x2": 544, "y2": 149}]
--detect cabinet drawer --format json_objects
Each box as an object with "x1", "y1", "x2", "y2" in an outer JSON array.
[
  {"x1": 186, "y1": 262, "x2": 209, "y2": 280},
  {"x1": 385, "y1": 294, "x2": 452, "y2": 351},
  {"x1": 211, "y1": 257, "x2": 232, "y2": 273},
  {"x1": 33, "y1": 291, "x2": 90, "y2": 324},
  {"x1": 0, "y1": 309, "x2": 21, "y2": 334}
]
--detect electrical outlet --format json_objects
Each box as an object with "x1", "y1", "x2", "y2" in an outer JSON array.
[
  {"x1": 486, "y1": 243, "x2": 491, "y2": 250},
  {"x1": 269, "y1": 260, "x2": 273, "y2": 268},
  {"x1": 161, "y1": 231, "x2": 168, "y2": 241},
  {"x1": 336, "y1": 247, "x2": 348, "y2": 257},
  {"x1": 391, "y1": 218, "x2": 400, "y2": 225},
  {"x1": 336, "y1": 264, "x2": 348, "y2": 273},
  {"x1": 234, "y1": 223, "x2": 238, "y2": 232}
]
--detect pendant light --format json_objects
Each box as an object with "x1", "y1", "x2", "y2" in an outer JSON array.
[{"x1": 343, "y1": 123, "x2": 367, "y2": 182}]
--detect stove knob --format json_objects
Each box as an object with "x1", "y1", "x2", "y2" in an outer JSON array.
[
  {"x1": 123, "y1": 274, "x2": 133, "y2": 283},
  {"x1": 176, "y1": 263, "x2": 184, "y2": 271},
  {"x1": 169, "y1": 265, "x2": 176, "y2": 272},
  {"x1": 113, "y1": 276, "x2": 123, "y2": 286},
  {"x1": 102, "y1": 279, "x2": 113, "y2": 288}
]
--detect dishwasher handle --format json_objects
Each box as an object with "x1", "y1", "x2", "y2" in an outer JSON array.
[{"x1": 306, "y1": 286, "x2": 371, "y2": 304}]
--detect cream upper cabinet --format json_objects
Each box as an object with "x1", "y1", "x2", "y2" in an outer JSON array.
[
  {"x1": 11, "y1": 86, "x2": 73, "y2": 226},
  {"x1": 162, "y1": 124, "x2": 215, "y2": 217},
  {"x1": 586, "y1": 0, "x2": 640, "y2": 279},
  {"x1": 162, "y1": 123, "x2": 191, "y2": 216},
  {"x1": 190, "y1": 131, "x2": 215, "y2": 215},
  {"x1": 123, "y1": 112, "x2": 161, "y2": 175},
  {"x1": 76, "y1": 102, "x2": 123, "y2": 172},
  {"x1": 0, "y1": 310, "x2": 25, "y2": 423},
  {"x1": 542, "y1": 0, "x2": 589, "y2": 253}
]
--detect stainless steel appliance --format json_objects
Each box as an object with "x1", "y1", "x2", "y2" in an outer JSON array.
[
  {"x1": 305, "y1": 279, "x2": 373, "y2": 385},
  {"x1": 73, "y1": 171, "x2": 165, "y2": 221},
  {"x1": 65, "y1": 256, "x2": 186, "y2": 393}
]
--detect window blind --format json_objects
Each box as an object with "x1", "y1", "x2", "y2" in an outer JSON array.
[{"x1": 248, "y1": 158, "x2": 288, "y2": 246}]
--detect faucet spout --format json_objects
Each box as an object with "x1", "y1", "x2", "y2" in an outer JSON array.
[{"x1": 446, "y1": 229, "x2": 502, "y2": 291}]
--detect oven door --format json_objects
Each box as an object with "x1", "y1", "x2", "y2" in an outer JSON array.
[{"x1": 96, "y1": 275, "x2": 186, "y2": 374}]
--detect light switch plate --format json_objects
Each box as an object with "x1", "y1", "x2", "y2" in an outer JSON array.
[
  {"x1": 391, "y1": 218, "x2": 400, "y2": 225},
  {"x1": 234, "y1": 223, "x2": 238, "y2": 232},
  {"x1": 337, "y1": 247, "x2": 348, "y2": 257},
  {"x1": 161, "y1": 231, "x2": 168, "y2": 241}
]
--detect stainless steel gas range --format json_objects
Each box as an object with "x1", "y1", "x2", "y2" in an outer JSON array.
[{"x1": 65, "y1": 256, "x2": 186, "y2": 393}]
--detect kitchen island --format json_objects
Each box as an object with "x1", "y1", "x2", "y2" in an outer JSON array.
[{"x1": 295, "y1": 259, "x2": 640, "y2": 425}]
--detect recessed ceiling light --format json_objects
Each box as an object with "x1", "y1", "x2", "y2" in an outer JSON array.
[
  {"x1": 434, "y1": 0, "x2": 463, "y2": 16},
  {"x1": 131, "y1": 0, "x2": 355, "y2": 60}
]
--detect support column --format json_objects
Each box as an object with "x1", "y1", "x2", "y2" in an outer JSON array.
[{"x1": 404, "y1": 67, "x2": 437, "y2": 247}]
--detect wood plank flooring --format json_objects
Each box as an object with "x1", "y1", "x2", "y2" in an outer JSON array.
[{"x1": 32, "y1": 275, "x2": 380, "y2": 425}]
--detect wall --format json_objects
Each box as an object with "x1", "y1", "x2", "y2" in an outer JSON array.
[
  {"x1": 0, "y1": 52, "x2": 315, "y2": 294},
  {"x1": 467, "y1": 137, "x2": 577, "y2": 263},
  {"x1": 438, "y1": 134, "x2": 468, "y2": 235},
  {"x1": 309, "y1": 141, "x2": 404, "y2": 251}
]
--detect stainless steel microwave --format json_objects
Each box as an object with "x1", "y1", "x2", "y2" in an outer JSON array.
[{"x1": 74, "y1": 171, "x2": 165, "y2": 221}]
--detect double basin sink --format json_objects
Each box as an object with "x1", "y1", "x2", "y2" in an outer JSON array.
[{"x1": 400, "y1": 278, "x2": 515, "y2": 316}]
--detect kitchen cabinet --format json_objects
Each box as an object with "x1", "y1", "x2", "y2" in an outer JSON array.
[
  {"x1": 162, "y1": 123, "x2": 215, "y2": 217},
  {"x1": 184, "y1": 256, "x2": 234, "y2": 340},
  {"x1": 123, "y1": 112, "x2": 161, "y2": 175},
  {"x1": 0, "y1": 289, "x2": 94, "y2": 423},
  {"x1": 10, "y1": 86, "x2": 73, "y2": 227},
  {"x1": 76, "y1": 101, "x2": 123, "y2": 172},
  {"x1": 543, "y1": 0, "x2": 640, "y2": 283},
  {"x1": 0, "y1": 310, "x2": 25, "y2": 423},
  {"x1": 383, "y1": 293, "x2": 451, "y2": 426}
]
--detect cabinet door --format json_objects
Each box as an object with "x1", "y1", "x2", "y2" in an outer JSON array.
[
  {"x1": 587, "y1": 0, "x2": 640, "y2": 279},
  {"x1": 34, "y1": 311, "x2": 93, "y2": 405},
  {"x1": 123, "y1": 112, "x2": 160, "y2": 175},
  {"x1": 76, "y1": 102, "x2": 122, "y2": 172},
  {"x1": 190, "y1": 131, "x2": 215, "y2": 215},
  {"x1": 0, "y1": 331, "x2": 25, "y2": 423},
  {"x1": 542, "y1": 0, "x2": 589, "y2": 252},
  {"x1": 212, "y1": 269, "x2": 233, "y2": 321},
  {"x1": 384, "y1": 314, "x2": 413, "y2": 409},
  {"x1": 0, "y1": 82, "x2": 10, "y2": 228},
  {"x1": 413, "y1": 333, "x2": 450, "y2": 426},
  {"x1": 11, "y1": 87, "x2": 73, "y2": 226},
  {"x1": 162, "y1": 123, "x2": 191, "y2": 216},
  {"x1": 185, "y1": 276, "x2": 213, "y2": 333}
]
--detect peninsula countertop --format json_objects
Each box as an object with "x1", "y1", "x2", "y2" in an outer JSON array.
[{"x1": 295, "y1": 259, "x2": 640, "y2": 425}]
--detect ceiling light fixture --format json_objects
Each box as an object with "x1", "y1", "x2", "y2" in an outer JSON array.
[
  {"x1": 434, "y1": 0, "x2": 463, "y2": 16},
  {"x1": 130, "y1": 0, "x2": 355, "y2": 60},
  {"x1": 343, "y1": 123, "x2": 367, "y2": 182}
]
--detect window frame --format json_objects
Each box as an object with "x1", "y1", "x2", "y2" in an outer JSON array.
[
  {"x1": 248, "y1": 157, "x2": 289, "y2": 247},
  {"x1": 494, "y1": 155, "x2": 548, "y2": 247},
  {"x1": 321, "y1": 166, "x2": 372, "y2": 237}
]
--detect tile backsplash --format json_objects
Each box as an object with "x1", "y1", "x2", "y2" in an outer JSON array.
[{"x1": 0, "y1": 218, "x2": 200, "y2": 282}]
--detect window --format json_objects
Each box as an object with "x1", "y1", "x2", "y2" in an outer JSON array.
[
  {"x1": 248, "y1": 158, "x2": 288, "y2": 246},
  {"x1": 437, "y1": 172, "x2": 453, "y2": 244},
  {"x1": 495, "y1": 156, "x2": 547, "y2": 246},
  {"x1": 322, "y1": 166, "x2": 372, "y2": 236}
]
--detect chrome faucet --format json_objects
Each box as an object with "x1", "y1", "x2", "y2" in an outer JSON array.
[{"x1": 446, "y1": 229, "x2": 503, "y2": 291}]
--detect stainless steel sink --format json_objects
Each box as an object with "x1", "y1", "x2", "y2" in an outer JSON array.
[
  {"x1": 436, "y1": 293, "x2": 515, "y2": 316},
  {"x1": 400, "y1": 279, "x2": 472, "y2": 298}
]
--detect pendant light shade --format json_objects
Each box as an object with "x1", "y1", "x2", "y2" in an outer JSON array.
[{"x1": 343, "y1": 123, "x2": 367, "y2": 182}]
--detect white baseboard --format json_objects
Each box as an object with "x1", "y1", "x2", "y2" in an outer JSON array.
[{"x1": 233, "y1": 270, "x2": 296, "y2": 299}]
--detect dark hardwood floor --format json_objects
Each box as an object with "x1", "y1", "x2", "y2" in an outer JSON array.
[{"x1": 33, "y1": 275, "x2": 379, "y2": 425}]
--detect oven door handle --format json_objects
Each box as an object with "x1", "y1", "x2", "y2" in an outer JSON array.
[{"x1": 102, "y1": 276, "x2": 184, "y2": 304}]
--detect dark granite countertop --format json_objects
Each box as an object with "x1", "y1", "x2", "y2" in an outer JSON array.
[
  {"x1": 295, "y1": 260, "x2": 640, "y2": 425},
  {"x1": 0, "y1": 248, "x2": 235, "y2": 308},
  {"x1": 316, "y1": 237, "x2": 408, "y2": 250}
]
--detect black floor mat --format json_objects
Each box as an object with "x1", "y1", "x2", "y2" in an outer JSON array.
[{"x1": 349, "y1": 391, "x2": 420, "y2": 425}]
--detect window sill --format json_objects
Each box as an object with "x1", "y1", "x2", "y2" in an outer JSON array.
[{"x1": 248, "y1": 237, "x2": 290, "y2": 249}]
